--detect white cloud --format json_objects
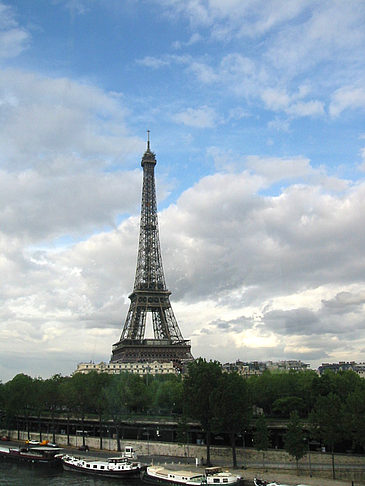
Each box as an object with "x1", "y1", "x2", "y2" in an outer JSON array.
[
  {"x1": 329, "y1": 86, "x2": 365, "y2": 117},
  {"x1": 136, "y1": 56, "x2": 171, "y2": 69},
  {"x1": 172, "y1": 105, "x2": 218, "y2": 128},
  {"x1": 156, "y1": 0, "x2": 310, "y2": 39},
  {"x1": 136, "y1": 54, "x2": 191, "y2": 69},
  {"x1": 0, "y1": 69, "x2": 143, "y2": 167},
  {"x1": 157, "y1": 1, "x2": 365, "y2": 121},
  {"x1": 0, "y1": 2, "x2": 29, "y2": 58},
  {"x1": 245, "y1": 155, "x2": 315, "y2": 183},
  {"x1": 0, "y1": 167, "x2": 141, "y2": 240},
  {"x1": 172, "y1": 32, "x2": 202, "y2": 49},
  {"x1": 2, "y1": 156, "x2": 365, "y2": 378}
]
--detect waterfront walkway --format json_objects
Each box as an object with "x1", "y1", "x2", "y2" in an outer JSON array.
[{"x1": 142, "y1": 454, "x2": 363, "y2": 486}]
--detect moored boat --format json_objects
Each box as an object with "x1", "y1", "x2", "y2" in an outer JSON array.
[
  {"x1": 61, "y1": 453, "x2": 146, "y2": 478},
  {"x1": 254, "y1": 479, "x2": 304, "y2": 486},
  {"x1": 141, "y1": 465, "x2": 243, "y2": 486},
  {"x1": 0, "y1": 445, "x2": 63, "y2": 465}
]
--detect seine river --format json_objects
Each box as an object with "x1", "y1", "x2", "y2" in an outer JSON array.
[{"x1": 0, "y1": 461, "x2": 146, "y2": 485}]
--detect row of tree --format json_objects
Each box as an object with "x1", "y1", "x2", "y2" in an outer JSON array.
[{"x1": 1, "y1": 358, "x2": 365, "y2": 475}]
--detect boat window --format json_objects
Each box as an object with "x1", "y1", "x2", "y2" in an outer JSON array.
[
  {"x1": 101, "y1": 465, "x2": 105, "y2": 469},
  {"x1": 93, "y1": 465, "x2": 97, "y2": 468},
  {"x1": 213, "y1": 479, "x2": 220, "y2": 483},
  {"x1": 223, "y1": 480, "x2": 228, "y2": 483},
  {"x1": 87, "y1": 464, "x2": 90, "y2": 467}
]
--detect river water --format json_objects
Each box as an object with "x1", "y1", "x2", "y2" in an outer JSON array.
[{"x1": 0, "y1": 461, "x2": 146, "y2": 485}]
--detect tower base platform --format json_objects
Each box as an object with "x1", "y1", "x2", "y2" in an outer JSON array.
[{"x1": 110, "y1": 338, "x2": 194, "y2": 366}]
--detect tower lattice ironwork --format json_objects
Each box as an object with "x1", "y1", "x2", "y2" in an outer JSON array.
[{"x1": 111, "y1": 135, "x2": 193, "y2": 365}]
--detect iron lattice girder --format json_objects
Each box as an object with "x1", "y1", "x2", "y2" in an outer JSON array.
[
  {"x1": 114, "y1": 146, "x2": 191, "y2": 360},
  {"x1": 120, "y1": 290, "x2": 184, "y2": 342},
  {"x1": 134, "y1": 150, "x2": 166, "y2": 291}
]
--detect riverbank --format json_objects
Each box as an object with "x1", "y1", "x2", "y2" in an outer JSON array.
[{"x1": 7, "y1": 431, "x2": 365, "y2": 485}]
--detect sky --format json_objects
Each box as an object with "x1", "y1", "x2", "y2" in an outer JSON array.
[{"x1": 1, "y1": 0, "x2": 365, "y2": 382}]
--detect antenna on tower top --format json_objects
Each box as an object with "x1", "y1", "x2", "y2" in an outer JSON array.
[{"x1": 147, "y1": 129, "x2": 150, "y2": 150}]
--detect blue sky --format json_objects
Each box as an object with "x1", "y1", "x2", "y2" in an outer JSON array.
[{"x1": 1, "y1": 0, "x2": 365, "y2": 381}]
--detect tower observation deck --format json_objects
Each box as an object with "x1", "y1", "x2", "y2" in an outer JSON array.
[{"x1": 110, "y1": 136, "x2": 193, "y2": 367}]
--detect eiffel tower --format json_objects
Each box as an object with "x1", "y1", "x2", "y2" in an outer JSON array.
[{"x1": 111, "y1": 133, "x2": 193, "y2": 367}]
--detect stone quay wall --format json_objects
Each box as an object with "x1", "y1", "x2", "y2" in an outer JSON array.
[{"x1": 11, "y1": 430, "x2": 365, "y2": 483}]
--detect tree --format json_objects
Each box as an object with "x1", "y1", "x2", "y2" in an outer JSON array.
[
  {"x1": 122, "y1": 373, "x2": 150, "y2": 413},
  {"x1": 104, "y1": 373, "x2": 149, "y2": 451},
  {"x1": 104, "y1": 375, "x2": 127, "y2": 452},
  {"x1": 176, "y1": 415, "x2": 190, "y2": 457},
  {"x1": 211, "y1": 372, "x2": 251, "y2": 468},
  {"x1": 344, "y1": 384, "x2": 365, "y2": 451},
  {"x1": 272, "y1": 396, "x2": 305, "y2": 418},
  {"x1": 154, "y1": 376, "x2": 183, "y2": 415},
  {"x1": 284, "y1": 411, "x2": 307, "y2": 475},
  {"x1": 309, "y1": 392, "x2": 344, "y2": 479},
  {"x1": 3, "y1": 374, "x2": 38, "y2": 439},
  {"x1": 60, "y1": 373, "x2": 95, "y2": 446},
  {"x1": 253, "y1": 414, "x2": 270, "y2": 471},
  {"x1": 87, "y1": 372, "x2": 111, "y2": 449},
  {"x1": 183, "y1": 358, "x2": 222, "y2": 466},
  {"x1": 42, "y1": 374, "x2": 64, "y2": 443}
]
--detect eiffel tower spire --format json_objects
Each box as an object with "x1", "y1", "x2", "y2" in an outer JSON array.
[{"x1": 111, "y1": 135, "x2": 193, "y2": 365}]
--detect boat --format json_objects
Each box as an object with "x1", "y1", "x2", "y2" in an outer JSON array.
[
  {"x1": 254, "y1": 479, "x2": 306, "y2": 486},
  {"x1": 61, "y1": 453, "x2": 146, "y2": 478},
  {"x1": 0, "y1": 445, "x2": 63, "y2": 465},
  {"x1": 141, "y1": 465, "x2": 243, "y2": 486}
]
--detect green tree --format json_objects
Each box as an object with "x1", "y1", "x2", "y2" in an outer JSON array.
[
  {"x1": 253, "y1": 414, "x2": 270, "y2": 471},
  {"x1": 104, "y1": 374, "x2": 128, "y2": 451},
  {"x1": 122, "y1": 373, "x2": 150, "y2": 413},
  {"x1": 87, "y1": 372, "x2": 111, "y2": 449},
  {"x1": 3, "y1": 374, "x2": 38, "y2": 439},
  {"x1": 211, "y1": 372, "x2": 251, "y2": 468},
  {"x1": 60, "y1": 373, "x2": 95, "y2": 446},
  {"x1": 176, "y1": 415, "x2": 190, "y2": 457},
  {"x1": 183, "y1": 358, "x2": 222, "y2": 466},
  {"x1": 154, "y1": 376, "x2": 183, "y2": 415},
  {"x1": 309, "y1": 392, "x2": 344, "y2": 479},
  {"x1": 344, "y1": 384, "x2": 365, "y2": 451},
  {"x1": 42, "y1": 374, "x2": 64, "y2": 443},
  {"x1": 284, "y1": 411, "x2": 307, "y2": 475},
  {"x1": 272, "y1": 396, "x2": 305, "y2": 418}
]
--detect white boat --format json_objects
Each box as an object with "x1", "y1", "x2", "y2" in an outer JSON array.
[
  {"x1": 142, "y1": 465, "x2": 243, "y2": 486},
  {"x1": 61, "y1": 454, "x2": 146, "y2": 478},
  {"x1": 254, "y1": 479, "x2": 305, "y2": 486}
]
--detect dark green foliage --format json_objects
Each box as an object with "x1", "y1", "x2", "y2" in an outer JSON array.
[
  {"x1": 153, "y1": 375, "x2": 183, "y2": 414},
  {"x1": 284, "y1": 411, "x2": 307, "y2": 474},
  {"x1": 309, "y1": 392, "x2": 344, "y2": 479},
  {"x1": 211, "y1": 372, "x2": 251, "y2": 467},
  {"x1": 344, "y1": 382, "x2": 365, "y2": 450},
  {"x1": 250, "y1": 370, "x2": 317, "y2": 416},
  {"x1": 1, "y1": 364, "x2": 364, "y2": 462},
  {"x1": 253, "y1": 415, "x2": 270, "y2": 451},
  {"x1": 183, "y1": 358, "x2": 222, "y2": 465},
  {"x1": 253, "y1": 414, "x2": 270, "y2": 470},
  {"x1": 272, "y1": 396, "x2": 305, "y2": 417}
]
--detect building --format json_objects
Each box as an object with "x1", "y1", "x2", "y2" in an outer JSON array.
[
  {"x1": 222, "y1": 359, "x2": 310, "y2": 377},
  {"x1": 318, "y1": 361, "x2": 365, "y2": 377},
  {"x1": 75, "y1": 360, "x2": 179, "y2": 376}
]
